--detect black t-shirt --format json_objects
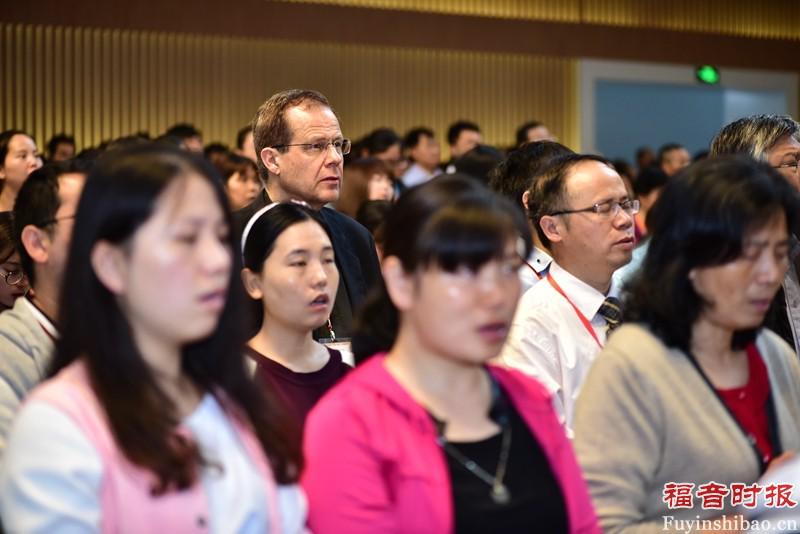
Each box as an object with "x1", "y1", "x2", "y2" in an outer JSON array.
[{"x1": 443, "y1": 394, "x2": 569, "y2": 533}]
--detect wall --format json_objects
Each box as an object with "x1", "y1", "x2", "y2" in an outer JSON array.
[
  {"x1": 595, "y1": 80, "x2": 792, "y2": 162},
  {"x1": 3, "y1": 0, "x2": 799, "y2": 154},
  {"x1": 0, "y1": 23, "x2": 578, "y2": 154},
  {"x1": 581, "y1": 59, "x2": 798, "y2": 157},
  {"x1": 279, "y1": 0, "x2": 800, "y2": 40},
  {"x1": 595, "y1": 81, "x2": 725, "y2": 161}
]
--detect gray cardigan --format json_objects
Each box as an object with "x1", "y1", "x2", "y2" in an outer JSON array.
[
  {"x1": 574, "y1": 324, "x2": 800, "y2": 533},
  {"x1": 0, "y1": 297, "x2": 54, "y2": 457}
]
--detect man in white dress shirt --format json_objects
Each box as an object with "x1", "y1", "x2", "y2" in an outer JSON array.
[
  {"x1": 500, "y1": 154, "x2": 637, "y2": 435},
  {"x1": 400, "y1": 127, "x2": 442, "y2": 188},
  {"x1": 489, "y1": 141, "x2": 575, "y2": 292}
]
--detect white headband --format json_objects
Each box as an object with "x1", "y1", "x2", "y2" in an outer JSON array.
[
  {"x1": 240, "y1": 202, "x2": 279, "y2": 257},
  {"x1": 240, "y1": 199, "x2": 313, "y2": 257}
]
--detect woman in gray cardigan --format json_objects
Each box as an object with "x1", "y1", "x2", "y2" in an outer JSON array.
[{"x1": 574, "y1": 156, "x2": 800, "y2": 533}]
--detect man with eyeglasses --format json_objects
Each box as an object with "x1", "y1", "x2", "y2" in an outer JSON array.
[
  {"x1": 0, "y1": 161, "x2": 86, "y2": 456},
  {"x1": 235, "y1": 89, "x2": 381, "y2": 341},
  {"x1": 499, "y1": 154, "x2": 635, "y2": 436},
  {"x1": 711, "y1": 114, "x2": 800, "y2": 355}
]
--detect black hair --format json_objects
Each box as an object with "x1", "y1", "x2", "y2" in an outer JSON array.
[
  {"x1": 447, "y1": 120, "x2": 481, "y2": 146},
  {"x1": 453, "y1": 144, "x2": 504, "y2": 185},
  {"x1": 402, "y1": 127, "x2": 435, "y2": 151},
  {"x1": 488, "y1": 141, "x2": 574, "y2": 212},
  {"x1": 52, "y1": 144, "x2": 299, "y2": 494},
  {"x1": 164, "y1": 123, "x2": 202, "y2": 140},
  {"x1": 657, "y1": 143, "x2": 686, "y2": 165},
  {"x1": 633, "y1": 166, "x2": 669, "y2": 197},
  {"x1": 356, "y1": 200, "x2": 393, "y2": 239},
  {"x1": 0, "y1": 130, "x2": 31, "y2": 165},
  {"x1": 515, "y1": 121, "x2": 543, "y2": 147},
  {"x1": 14, "y1": 160, "x2": 92, "y2": 287},
  {"x1": 351, "y1": 175, "x2": 530, "y2": 364},
  {"x1": 528, "y1": 153, "x2": 612, "y2": 248},
  {"x1": 241, "y1": 202, "x2": 334, "y2": 336},
  {"x1": 236, "y1": 125, "x2": 251, "y2": 150},
  {"x1": 625, "y1": 156, "x2": 799, "y2": 352},
  {"x1": 241, "y1": 202, "x2": 332, "y2": 272},
  {"x1": 363, "y1": 128, "x2": 401, "y2": 155},
  {"x1": 0, "y1": 211, "x2": 16, "y2": 263},
  {"x1": 203, "y1": 142, "x2": 229, "y2": 160},
  {"x1": 46, "y1": 133, "x2": 76, "y2": 159}
]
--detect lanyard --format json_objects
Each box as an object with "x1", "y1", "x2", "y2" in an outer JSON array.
[
  {"x1": 522, "y1": 258, "x2": 544, "y2": 280},
  {"x1": 547, "y1": 273, "x2": 603, "y2": 350}
]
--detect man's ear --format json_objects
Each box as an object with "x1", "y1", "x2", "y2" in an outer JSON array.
[
  {"x1": 261, "y1": 147, "x2": 280, "y2": 176},
  {"x1": 241, "y1": 268, "x2": 263, "y2": 300},
  {"x1": 382, "y1": 256, "x2": 413, "y2": 311},
  {"x1": 20, "y1": 225, "x2": 50, "y2": 265},
  {"x1": 90, "y1": 240, "x2": 127, "y2": 295},
  {"x1": 521, "y1": 190, "x2": 531, "y2": 211},
  {"x1": 538, "y1": 215, "x2": 564, "y2": 245}
]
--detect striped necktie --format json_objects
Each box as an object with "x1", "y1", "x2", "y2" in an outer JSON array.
[{"x1": 598, "y1": 296, "x2": 623, "y2": 332}]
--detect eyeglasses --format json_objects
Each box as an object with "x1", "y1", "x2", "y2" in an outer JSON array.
[
  {"x1": 271, "y1": 139, "x2": 351, "y2": 157},
  {"x1": 773, "y1": 161, "x2": 799, "y2": 173},
  {"x1": 549, "y1": 199, "x2": 640, "y2": 217},
  {"x1": 36, "y1": 213, "x2": 76, "y2": 228},
  {"x1": 0, "y1": 268, "x2": 24, "y2": 287}
]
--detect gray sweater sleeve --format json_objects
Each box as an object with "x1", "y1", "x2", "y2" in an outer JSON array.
[
  {"x1": 573, "y1": 335, "x2": 667, "y2": 534},
  {"x1": 0, "y1": 310, "x2": 54, "y2": 458}
]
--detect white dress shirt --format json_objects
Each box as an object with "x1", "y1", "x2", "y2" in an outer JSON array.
[
  {"x1": 518, "y1": 246, "x2": 553, "y2": 294},
  {"x1": 499, "y1": 261, "x2": 619, "y2": 437},
  {"x1": 400, "y1": 163, "x2": 441, "y2": 188}
]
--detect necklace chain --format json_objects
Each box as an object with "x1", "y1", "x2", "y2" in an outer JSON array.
[{"x1": 437, "y1": 422, "x2": 513, "y2": 505}]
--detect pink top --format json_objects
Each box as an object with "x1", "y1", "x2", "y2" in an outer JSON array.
[
  {"x1": 27, "y1": 361, "x2": 284, "y2": 534},
  {"x1": 302, "y1": 355, "x2": 600, "y2": 533}
]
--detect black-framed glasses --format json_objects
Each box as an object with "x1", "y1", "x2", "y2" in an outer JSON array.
[
  {"x1": 0, "y1": 268, "x2": 24, "y2": 286},
  {"x1": 549, "y1": 199, "x2": 640, "y2": 217},
  {"x1": 773, "y1": 161, "x2": 799, "y2": 173},
  {"x1": 36, "y1": 214, "x2": 76, "y2": 228},
  {"x1": 271, "y1": 138, "x2": 351, "y2": 157}
]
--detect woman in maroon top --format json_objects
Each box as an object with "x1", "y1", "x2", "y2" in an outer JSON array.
[{"x1": 241, "y1": 202, "x2": 350, "y2": 425}]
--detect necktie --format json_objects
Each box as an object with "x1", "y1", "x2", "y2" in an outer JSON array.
[{"x1": 598, "y1": 296, "x2": 623, "y2": 332}]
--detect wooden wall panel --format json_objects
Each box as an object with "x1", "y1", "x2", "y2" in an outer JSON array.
[
  {"x1": 279, "y1": 0, "x2": 581, "y2": 20},
  {"x1": 278, "y1": 0, "x2": 800, "y2": 40},
  {"x1": 0, "y1": 23, "x2": 579, "y2": 155},
  {"x1": 581, "y1": 0, "x2": 798, "y2": 40}
]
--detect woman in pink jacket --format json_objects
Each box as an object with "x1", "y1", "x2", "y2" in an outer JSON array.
[
  {"x1": 302, "y1": 175, "x2": 600, "y2": 533},
  {"x1": 0, "y1": 145, "x2": 306, "y2": 532}
]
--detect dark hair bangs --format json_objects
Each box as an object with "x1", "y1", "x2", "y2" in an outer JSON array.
[
  {"x1": 417, "y1": 202, "x2": 521, "y2": 273},
  {"x1": 669, "y1": 180, "x2": 789, "y2": 272}
]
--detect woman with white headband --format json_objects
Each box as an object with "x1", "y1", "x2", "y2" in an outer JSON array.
[{"x1": 241, "y1": 202, "x2": 350, "y2": 427}]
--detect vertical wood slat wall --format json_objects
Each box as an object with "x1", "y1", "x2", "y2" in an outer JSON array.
[
  {"x1": 278, "y1": 0, "x2": 800, "y2": 40},
  {"x1": 0, "y1": 23, "x2": 578, "y2": 155}
]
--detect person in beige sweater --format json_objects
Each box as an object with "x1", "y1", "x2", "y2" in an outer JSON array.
[{"x1": 574, "y1": 156, "x2": 800, "y2": 533}]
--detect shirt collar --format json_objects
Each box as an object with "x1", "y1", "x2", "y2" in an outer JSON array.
[
  {"x1": 20, "y1": 296, "x2": 59, "y2": 339},
  {"x1": 548, "y1": 261, "x2": 619, "y2": 320},
  {"x1": 527, "y1": 246, "x2": 553, "y2": 273}
]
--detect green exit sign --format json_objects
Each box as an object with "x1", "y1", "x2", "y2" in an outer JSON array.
[{"x1": 696, "y1": 65, "x2": 721, "y2": 85}]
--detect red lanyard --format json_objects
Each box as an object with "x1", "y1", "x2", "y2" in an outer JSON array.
[
  {"x1": 546, "y1": 273, "x2": 603, "y2": 349},
  {"x1": 522, "y1": 257, "x2": 544, "y2": 280}
]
